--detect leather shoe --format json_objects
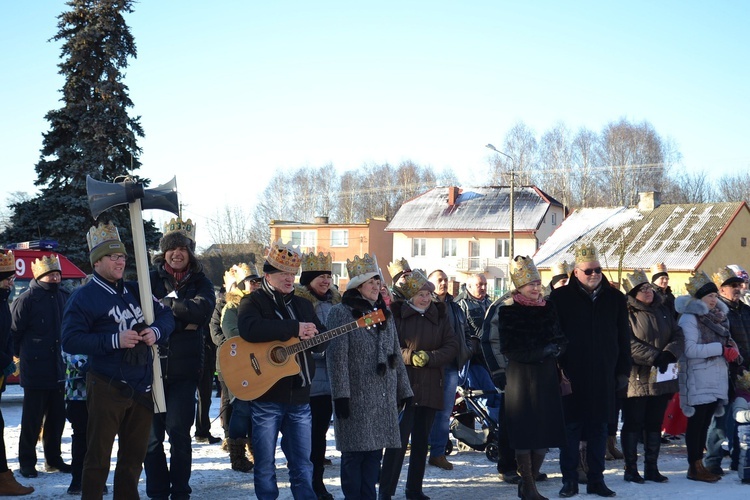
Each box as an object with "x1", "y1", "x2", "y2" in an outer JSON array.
[
  {"x1": 405, "y1": 491, "x2": 430, "y2": 500},
  {"x1": 195, "y1": 434, "x2": 222, "y2": 444},
  {"x1": 559, "y1": 480, "x2": 578, "y2": 497},
  {"x1": 428, "y1": 455, "x2": 454, "y2": 470},
  {"x1": 586, "y1": 482, "x2": 616, "y2": 497},
  {"x1": 45, "y1": 461, "x2": 72, "y2": 473},
  {"x1": 19, "y1": 466, "x2": 38, "y2": 478}
]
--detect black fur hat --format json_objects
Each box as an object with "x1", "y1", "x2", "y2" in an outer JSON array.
[{"x1": 159, "y1": 231, "x2": 196, "y2": 253}]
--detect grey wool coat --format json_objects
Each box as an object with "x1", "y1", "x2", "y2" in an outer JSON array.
[{"x1": 326, "y1": 299, "x2": 413, "y2": 452}]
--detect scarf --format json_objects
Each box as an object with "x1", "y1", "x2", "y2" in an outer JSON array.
[
  {"x1": 696, "y1": 306, "x2": 730, "y2": 345},
  {"x1": 341, "y1": 288, "x2": 396, "y2": 376},
  {"x1": 163, "y1": 262, "x2": 190, "y2": 286},
  {"x1": 513, "y1": 292, "x2": 546, "y2": 307}
]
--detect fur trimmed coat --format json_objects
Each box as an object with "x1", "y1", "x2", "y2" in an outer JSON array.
[
  {"x1": 676, "y1": 295, "x2": 732, "y2": 418},
  {"x1": 484, "y1": 295, "x2": 567, "y2": 449},
  {"x1": 326, "y1": 292, "x2": 413, "y2": 452}
]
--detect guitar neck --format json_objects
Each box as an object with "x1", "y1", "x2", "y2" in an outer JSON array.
[{"x1": 287, "y1": 320, "x2": 362, "y2": 355}]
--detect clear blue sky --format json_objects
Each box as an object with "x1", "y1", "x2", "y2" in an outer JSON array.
[{"x1": 2, "y1": 1, "x2": 748, "y2": 248}]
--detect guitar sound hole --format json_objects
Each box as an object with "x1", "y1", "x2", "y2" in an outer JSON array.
[{"x1": 270, "y1": 346, "x2": 288, "y2": 364}]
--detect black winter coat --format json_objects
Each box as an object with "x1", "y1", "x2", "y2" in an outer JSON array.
[
  {"x1": 549, "y1": 275, "x2": 632, "y2": 424},
  {"x1": 236, "y1": 285, "x2": 324, "y2": 404},
  {"x1": 150, "y1": 259, "x2": 215, "y2": 382},
  {"x1": 0, "y1": 288, "x2": 14, "y2": 392},
  {"x1": 484, "y1": 296, "x2": 567, "y2": 449},
  {"x1": 11, "y1": 279, "x2": 69, "y2": 389}
]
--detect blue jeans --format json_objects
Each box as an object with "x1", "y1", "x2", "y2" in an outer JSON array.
[
  {"x1": 229, "y1": 399, "x2": 253, "y2": 440},
  {"x1": 341, "y1": 449, "x2": 382, "y2": 500},
  {"x1": 144, "y1": 379, "x2": 198, "y2": 500},
  {"x1": 462, "y1": 363, "x2": 501, "y2": 423},
  {"x1": 251, "y1": 400, "x2": 316, "y2": 500},
  {"x1": 560, "y1": 421, "x2": 607, "y2": 484},
  {"x1": 429, "y1": 367, "x2": 459, "y2": 458}
]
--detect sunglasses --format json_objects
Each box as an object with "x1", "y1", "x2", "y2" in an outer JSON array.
[{"x1": 579, "y1": 267, "x2": 603, "y2": 276}]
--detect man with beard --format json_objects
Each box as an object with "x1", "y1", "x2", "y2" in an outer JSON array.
[{"x1": 549, "y1": 244, "x2": 631, "y2": 498}]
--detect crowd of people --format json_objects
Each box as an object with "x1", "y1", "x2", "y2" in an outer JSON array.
[{"x1": 1, "y1": 228, "x2": 750, "y2": 500}]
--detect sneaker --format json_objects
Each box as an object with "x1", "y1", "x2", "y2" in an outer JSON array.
[{"x1": 428, "y1": 455, "x2": 454, "y2": 470}]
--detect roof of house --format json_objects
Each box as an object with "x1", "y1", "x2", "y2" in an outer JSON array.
[
  {"x1": 386, "y1": 185, "x2": 562, "y2": 232},
  {"x1": 533, "y1": 202, "x2": 746, "y2": 271}
]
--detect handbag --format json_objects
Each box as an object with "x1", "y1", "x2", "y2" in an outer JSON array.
[{"x1": 558, "y1": 365, "x2": 572, "y2": 396}]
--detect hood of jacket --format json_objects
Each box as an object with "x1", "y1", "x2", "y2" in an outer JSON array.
[{"x1": 675, "y1": 294, "x2": 729, "y2": 316}]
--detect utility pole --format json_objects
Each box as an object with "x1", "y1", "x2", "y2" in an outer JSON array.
[{"x1": 486, "y1": 144, "x2": 515, "y2": 264}]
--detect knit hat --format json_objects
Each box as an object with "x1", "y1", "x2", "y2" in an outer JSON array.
[
  {"x1": 686, "y1": 271, "x2": 718, "y2": 299},
  {"x1": 87, "y1": 222, "x2": 128, "y2": 266},
  {"x1": 0, "y1": 250, "x2": 15, "y2": 281}
]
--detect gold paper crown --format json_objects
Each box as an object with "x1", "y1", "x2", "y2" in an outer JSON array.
[
  {"x1": 387, "y1": 258, "x2": 411, "y2": 279},
  {"x1": 31, "y1": 254, "x2": 62, "y2": 279},
  {"x1": 232, "y1": 262, "x2": 260, "y2": 282},
  {"x1": 265, "y1": 239, "x2": 302, "y2": 273},
  {"x1": 573, "y1": 243, "x2": 599, "y2": 264},
  {"x1": 622, "y1": 269, "x2": 649, "y2": 293},
  {"x1": 685, "y1": 271, "x2": 713, "y2": 297},
  {"x1": 0, "y1": 250, "x2": 14, "y2": 273},
  {"x1": 510, "y1": 256, "x2": 541, "y2": 289},
  {"x1": 346, "y1": 253, "x2": 378, "y2": 279},
  {"x1": 87, "y1": 222, "x2": 122, "y2": 252},
  {"x1": 395, "y1": 269, "x2": 431, "y2": 300},
  {"x1": 164, "y1": 217, "x2": 196, "y2": 242},
  {"x1": 713, "y1": 266, "x2": 741, "y2": 287},
  {"x1": 550, "y1": 260, "x2": 572, "y2": 278},
  {"x1": 651, "y1": 262, "x2": 668, "y2": 276},
  {"x1": 301, "y1": 252, "x2": 332, "y2": 272}
]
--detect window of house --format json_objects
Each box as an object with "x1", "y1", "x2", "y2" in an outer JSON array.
[
  {"x1": 330, "y1": 230, "x2": 348, "y2": 247},
  {"x1": 551, "y1": 213, "x2": 557, "y2": 225},
  {"x1": 442, "y1": 238, "x2": 457, "y2": 257},
  {"x1": 495, "y1": 277, "x2": 509, "y2": 296},
  {"x1": 331, "y1": 262, "x2": 348, "y2": 286},
  {"x1": 290, "y1": 230, "x2": 316, "y2": 247},
  {"x1": 412, "y1": 238, "x2": 427, "y2": 257},
  {"x1": 495, "y1": 239, "x2": 510, "y2": 258}
]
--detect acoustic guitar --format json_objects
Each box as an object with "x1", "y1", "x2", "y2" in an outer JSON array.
[{"x1": 220, "y1": 309, "x2": 385, "y2": 401}]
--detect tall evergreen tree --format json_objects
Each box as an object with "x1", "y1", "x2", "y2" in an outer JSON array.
[{"x1": 1, "y1": 0, "x2": 159, "y2": 272}]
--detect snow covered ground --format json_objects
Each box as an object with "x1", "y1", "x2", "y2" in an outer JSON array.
[{"x1": 1, "y1": 384, "x2": 749, "y2": 499}]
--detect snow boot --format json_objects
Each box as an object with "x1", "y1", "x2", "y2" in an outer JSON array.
[
  {"x1": 606, "y1": 435, "x2": 624, "y2": 460},
  {"x1": 622, "y1": 431, "x2": 644, "y2": 483},
  {"x1": 643, "y1": 431, "x2": 668, "y2": 482},
  {"x1": 0, "y1": 470, "x2": 34, "y2": 496},
  {"x1": 516, "y1": 452, "x2": 546, "y2": 500},
  {"x1": 687, "y1": 460, "x2": 719, "y2": 483},
  {"x1": 228, "y1": 438, "x2": 254, "y2": 473}
]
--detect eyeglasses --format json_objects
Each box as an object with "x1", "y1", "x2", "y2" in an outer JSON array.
[
  {"x1": 578, "y1": 267, "x2": 602, "y2": 276},
  {"x1": 107, "y1": 254, "x2": 127, "y2": 262}
]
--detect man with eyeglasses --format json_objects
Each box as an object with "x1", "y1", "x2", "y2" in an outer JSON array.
[
  {"x1": 62, "y1": 222, "x2": 174, "y2": 498},
  {"x1": 703, "y1": 266, "x2": 750, "y2": 477},
  {"x1": 549, "y1": 244, "x2": 631, "y2": 498}
]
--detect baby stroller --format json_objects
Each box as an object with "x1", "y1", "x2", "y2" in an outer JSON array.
[{"x1": 446, "y1": 384, "x2": 500, "y2": 462}]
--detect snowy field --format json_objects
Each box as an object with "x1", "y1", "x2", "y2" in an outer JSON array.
[{"x1": 1, "y1": 384, "x2": 749, "y2": 499}]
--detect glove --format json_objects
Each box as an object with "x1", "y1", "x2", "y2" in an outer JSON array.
[
  {"x1": 123, "y1": 322, "x2": 150, "y2": 366},
  {"x1": 616, "y1": 374, "x2": 629, "y2": 391},
  {"x1": 654, "y1": 351, "x2": 676, "y2": 374},
  {"x1": 542, "y1": 343, "x2": 561, "y2": 358},
  {"x1": 334, "y1": 398, "x2": 350, "y2": 419},
  {"x1": 492, "y1": 372, "x2": 507, "y2": 391},
  {"x1": 3, "y1": 362, "x2": 16, "y2": 378},
  {"x1": 411, "y1": 350, "x2": 430, "y2": 368},
  {"x1": 160, "y1": 296, "x2": 174, "y2": 309},
  {"x1": 724, "y1": 346, "x2": 740, "y2": 363}
]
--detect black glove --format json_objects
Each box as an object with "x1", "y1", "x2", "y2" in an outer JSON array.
[
  {"x1": 654, "y1": 351, "x2": 676, "y2": 374},
  {"x1": 616, "y1": 374, "x2": 629, "y2": 391},
  {"x1": 334, "y1": 398, "x2": 350, "y2": 419},
  {"x1": 161, "y1": 296, "x2": 174, "y2": 309},
  {"x1": 123, "y1": 322, "x2": 150, "y2": 366},
  {"x1": 542, "y1": 343, "x2": 561, "y2": 358},
  {"x1": 492, "y1": 372, "x2": 507, "y2": 391}
]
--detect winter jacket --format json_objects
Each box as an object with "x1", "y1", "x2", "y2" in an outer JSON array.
[
  {"x1": 391, "y1": 300, "x2": 458, "y2": 410},
  {"x1": 676, "y1": 295, "x2": 731, "y2": 417},
  {"x1": 62, "y1": 352, "x2": 89, "y2": 401},
  {"x1": 61, "y1": 272, "x2": 174, "y2": 394},
  {"x1": 209, "y1": 293, "x2": 226, "y2": 377},
  {"x1": 326, "y1": 291, "x2": 412, "y2": 452},
  {"x1": 625, "y1": 292, "x2": 684, "y2": 397},
  {"x1": 719, "y1": 295, "x2": 750, "y2": 371},
  {"x1": 150, "y1": 257, "x2": 215, "y2": 382},
  {"x1": 484, "y1": 295, "x2": 567, "y2": 449},
  {"x1": 11, "y1": 279, "x2": 69, "y2": 389},
  {"x1": 549, "y1": 274, "x2": 632, "y2": 424},
  {"x1": 439, "y1": 293, "x2": 473, "y2": 370},
  {"x1": 654, "y1": 285, "x2": 677, "y2": 319},
  {"x1": 295, "y1": 284, "x2": 341, "y2": 398},
  {"x1": 455, "y1": 289, "x2": 492, "y2": 366},
  {"x1": 236, "y1": 282, "x2": 324, "y2": 404},
  {"x1": 0, "y1": 287, "x2": 14, "y2": 392}
]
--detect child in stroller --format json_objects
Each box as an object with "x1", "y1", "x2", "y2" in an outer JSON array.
[{"x1": 447, "y1": 384, "x2": 500, "y2": 462}]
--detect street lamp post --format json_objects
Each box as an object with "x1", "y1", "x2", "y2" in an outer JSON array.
[{"x1": 486, "y1": 144, "x2": 515, "y2": 264}]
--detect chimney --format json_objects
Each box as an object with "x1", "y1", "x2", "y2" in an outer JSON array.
[
  {"x1": 448, "y1": 186, "x2": 460, "y2": 206},
  {"x1": 637, "y1": 191, "x2": 661, "y2": 211},
  {"x1": 314, "y1": 215, "x2": 329, "y2": 224}
]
